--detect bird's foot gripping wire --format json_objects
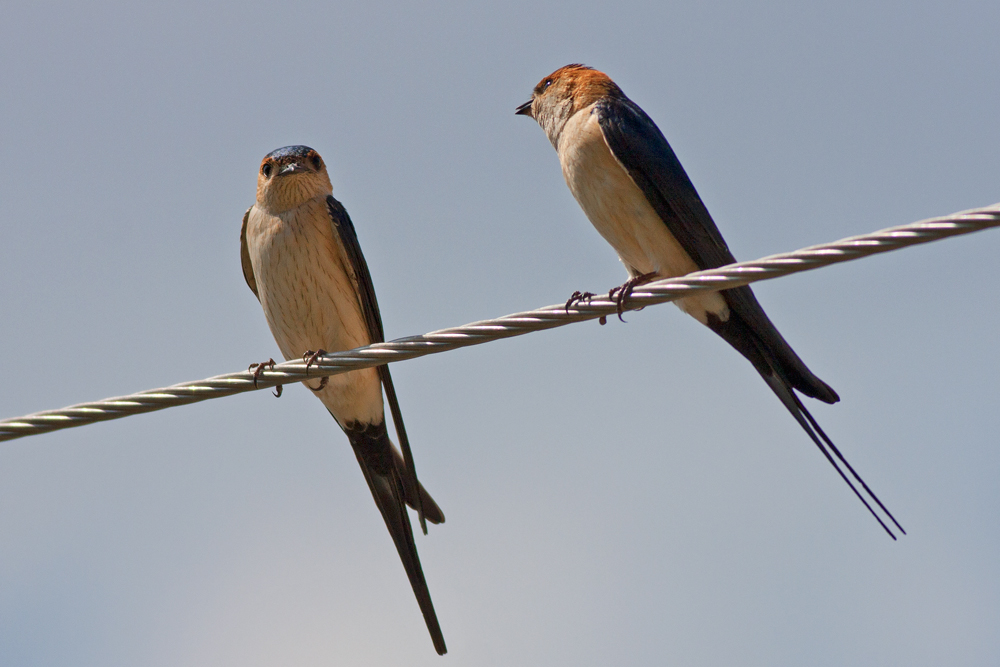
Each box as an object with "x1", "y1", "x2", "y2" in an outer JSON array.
[
  {"x1": 564, "y1": 290, "x2": 596, "y2": 312},
  {"x1": 608, "y1": 271, "x2": 658, "y2": 321},
  {"x1": 302, "y1": 349, "x2": 329, "y2": 392},
  {"x1": 248, "y1": 359, "x2": 283, "y2": 397}
]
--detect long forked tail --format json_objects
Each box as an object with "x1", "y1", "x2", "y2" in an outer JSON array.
[
  {"x1": 707, "y1": 295, "x2": 903, "y2": 539},
  {"x1": 345, "y1": 420, "x2": 447, "y2": 655},
  {"x1": 761, "y1": 373, "x2": 905, "y2": 540}
]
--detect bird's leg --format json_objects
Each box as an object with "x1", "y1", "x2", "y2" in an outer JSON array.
[
  {"x1": 564, "y1": 290, "x2": 596, "y2": 312},
  {"x1": 248, "y1": 359, "x2": 283, "y2": 398},
  {"x1": 302, "y1": 349, "x2": 329, "y2": 392},
  {"x1": 608, "y1": 271, "x2": 658, "y2": 321}
]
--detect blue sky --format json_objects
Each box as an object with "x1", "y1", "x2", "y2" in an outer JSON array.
[{"x1": 1, "y1": 1, "x2": 998, "y2": 665}]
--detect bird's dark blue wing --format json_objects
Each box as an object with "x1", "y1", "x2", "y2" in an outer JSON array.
[
  {"x1": 326, "y1": 196, "x2": 440, "y2": 530},
  {"x1": 594, "y1": 96, "x2": 738, "y2": 272},
  {"x1": 595, "y1": 97, "x2": 838, "y2": 404},
  {"x1": 325, "y1": 196, "x2": 446, "y2": 652},
  {"x1": 240, "y1": 208, "x2": 258, "y2": 300},
  {"x1": 325, "y1": 196, "x2": 388, "y2": 342},
  {"x1": 595, "y1": 97, "x2": 904, "y2": 538}
]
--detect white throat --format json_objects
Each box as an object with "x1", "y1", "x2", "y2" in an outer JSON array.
[{"x1": 535, "y1": 95, "x2": 578, "y2": 150}]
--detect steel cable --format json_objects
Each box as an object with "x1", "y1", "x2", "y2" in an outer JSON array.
[{"x1": 1, "y1": 202, "x2": 997, "y2": 442}]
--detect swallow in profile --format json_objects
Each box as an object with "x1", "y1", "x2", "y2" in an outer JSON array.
[
  {"x1": 517, "y1": 65, "x2": 903, "y2": 539},
  {"x1": 240, "y1": 145, "x2": 447, "y2": 654}
]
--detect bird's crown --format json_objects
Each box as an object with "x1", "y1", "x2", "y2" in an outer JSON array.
[
  {"x1": 532, "y1": 64, "x2": 620, "y2": 109},
  {"x1": 263, "y1": 145, "x2": 321, "y2": 161}
]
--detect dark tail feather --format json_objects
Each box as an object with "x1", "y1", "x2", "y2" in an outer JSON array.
[
  {"x1": 379, "y1": 366, "x2": 430, "y2": 534},
  {"x1": 722, "y1": 286, "x2": 840, "y2": 404},
  {"x1": 345, "y1": 421, "x2": 447, "y2": 655},
  {"x1": 761, "y1": 373, "x2": 903, "y2": 539},
  {"x1": 391, "y1": 445, "x2": 445, "y2": 525},
  {"x1": 706, "y1": 310, "x2": 902, "y2": 538},
  {"x1": 797, "y1": 399, "x2": 905, "y2": 535}
]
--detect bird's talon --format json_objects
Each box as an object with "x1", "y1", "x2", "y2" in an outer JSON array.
[
  {"x1": 249, "y1": 358, "x2": 276, "y2": 388},
  {"x1": 564, "y1": 290, "x2": 596, "y2": 312},
  {"x1": 302, "y1": 349, "x2": 328, "y2": 391},
  {"x1": 613, "y1": 286, "x2": 628, "y2": 321},
  {"x1": 610, "y1": 272, "x2": 658, "y2": 322},
  {"x1": 598, "y1": 315, "x2": 607, "y2": 325},
  {"x1": 272, "y1": 384, "x2": 283, "y2": 398},
  {"x1": 303, "y1": 349, "x2": 327, "y2": 368}
]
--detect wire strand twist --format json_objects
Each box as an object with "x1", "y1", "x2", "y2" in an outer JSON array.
[{"x1": 2, "y1": 203, "x2": 997, "y2": 442}]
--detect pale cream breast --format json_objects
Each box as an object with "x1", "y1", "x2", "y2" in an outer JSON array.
[
  {"x1": 245, "y1": 196, "x2": 384, "y2": 425},
  {"x1": 557, "y1": 105, "x2": 729, "y2": 324}
]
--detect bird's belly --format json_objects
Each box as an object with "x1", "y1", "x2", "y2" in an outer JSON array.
[
  {"x1": 559, "y1": 112, "x2": 728, "y2": 324},
  {"x1": 246, "y1": 203, "x2": 383, "y2": 425}
]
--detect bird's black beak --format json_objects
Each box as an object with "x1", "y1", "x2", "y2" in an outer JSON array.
[
  {"x1": 515, "y1": 99, "x2": 534, "y2": 117},
  {"x1": 279, "y1": 162, "x2": 308, "y2": 175}
]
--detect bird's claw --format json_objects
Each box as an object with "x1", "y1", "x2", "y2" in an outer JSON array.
[
  {"x1": 249, "y1": 358, "x2": 275, "y2": 388},
  {"x1": 303, "y1": 349, "x2": 329, "y2": 392},
  {"x1": 249, "y1": 358, "x2": 284, "y2": 398},
  {"x1": 609, "y1": 272, "x2": 657, "y2": 322},
  {"x1": 564, "y1": 290, "x2": 596, "y2": 312}
]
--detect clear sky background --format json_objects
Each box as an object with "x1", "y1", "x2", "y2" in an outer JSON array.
[{"x1": 1, "y1": 1, "x2": 998, "y2": 665}]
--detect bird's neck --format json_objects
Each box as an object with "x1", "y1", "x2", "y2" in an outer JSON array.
[
  {"x1": 537, "y1": 97, "x2": 580, "y2": 150},
  {"x1": 257, "y1": 189, "x2": 330, "y2": 217},
  {"x1": 257, "y1": 173, "x2": 333, "y2": 215}
]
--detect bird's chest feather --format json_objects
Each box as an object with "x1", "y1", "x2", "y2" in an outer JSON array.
[
  {"x1": 558, "y1": 109, "x2": 701, "y2": 280},
  {"x1": 245, "y1": 199, "x2": 369, "y2": 360},
  {"x1": 557, "y1": 108, "x2": 727, "y2": 324}
]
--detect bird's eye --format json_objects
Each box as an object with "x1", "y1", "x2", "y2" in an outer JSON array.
[
  {"x1": 544, "y1": 78, "x2": 553, "y2": 89},
  {"x1": 311, "y1": 155, "x2": 322, "y2": 170},
  {"x1": 261, "y1": 163, "x2": 272, "y2": 177}
]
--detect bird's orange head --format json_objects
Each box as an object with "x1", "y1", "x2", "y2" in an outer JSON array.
[
  {"x1": 515, "y1": 64, "x2": 623, "y2": 147},
  {"x1": 256, "y1": 145, "x2": 334, "y2": 214}
]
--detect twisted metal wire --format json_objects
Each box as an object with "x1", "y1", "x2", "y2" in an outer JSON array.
[{"x1": 2, "y1": 203, "x2": 998, "y2": 442}]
